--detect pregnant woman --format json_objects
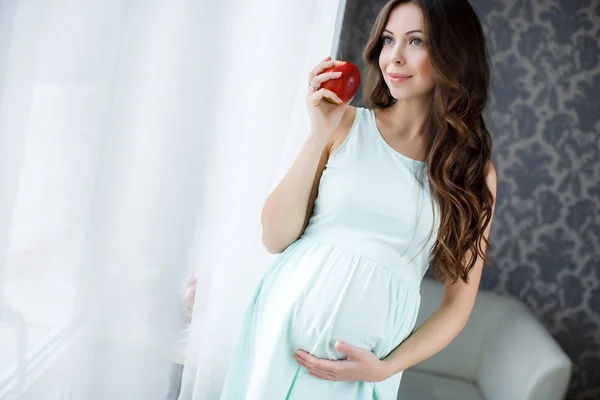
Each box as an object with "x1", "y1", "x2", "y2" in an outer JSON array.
[{"x1": 221, "y1": 0, "x2": 497, "y2": 398}]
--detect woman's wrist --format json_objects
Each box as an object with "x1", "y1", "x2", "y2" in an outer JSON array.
[{"x1": 380, "y1": 358, "x2": 398, "y2": 379}]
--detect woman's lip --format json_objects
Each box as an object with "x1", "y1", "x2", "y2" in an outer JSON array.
[{"x1": 388, "y1": 74, "x2": 412, "y2": 82}]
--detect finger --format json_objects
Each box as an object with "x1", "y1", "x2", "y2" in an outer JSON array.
[
  {"x1": 308, "y1": 370, "x2": 338, "y2": 381},
  {"x1": 295, "y1": 356, "x2": 336, "y2": 380},
  {"x1": 294, "y1": 355, "x2": 307, "y2": 368},
  {"x1": 295, "y1": 350, "x2": 323, "y2": 366},
  {"x1": 336, "y1": 341, "x2": 365, "y2": 359},
  {"x1": 294, "y1": 350, "x2": 309, "y2": 359},
  {"x1": 311, "y1": 358, "x2": 339, "y2": 374},
  {"x1": 307, "y1": 83, "x2": 319, "y2": 94},
  {"x1": 308, "y1": 89, "x2": 343, "y2": 106},
  {"x1": 295, "y1": 351, "x2": 333, "y2": 373},
  {"x1": 308, "y1": 58, "x2": 335, "y2": 84},
  {"x1": 294, "y1": 350, "x2": 315, "y2": 365},
  {"x1": 310, "y1": 71, "x2": 342, "y2": 89},
  {"x1": 335, "y1": 341, "x2": 350, "y2": 355},
  {"x1": 309, "y1": 57, "x2": 333, "y2": 78}
]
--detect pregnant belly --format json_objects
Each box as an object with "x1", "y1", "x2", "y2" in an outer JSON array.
[
  {"x1": 288, "y1": 261, "x2": 419, "y2": 361},
  {"x1": 257, "y1": 239, "x2": 421, "y2": 362}
]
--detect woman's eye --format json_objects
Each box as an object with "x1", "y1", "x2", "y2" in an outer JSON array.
[
  {"x1": 382, "y1": 36, "x2": 393, "y2": 45},
  {"x1": 409, "y1": 37, "x2": 424, "y2": 46}
]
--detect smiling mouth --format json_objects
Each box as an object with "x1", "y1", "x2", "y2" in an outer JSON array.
[{"x1": 388, "y1": 75, "x2": 412, "y2": 82}]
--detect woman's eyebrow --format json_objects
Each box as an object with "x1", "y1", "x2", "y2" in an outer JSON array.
[{"x1": 383, "y1": 28, "x2": 424, "y2": 35}]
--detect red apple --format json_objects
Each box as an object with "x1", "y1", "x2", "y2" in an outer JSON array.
[{"x1": 320, "y1": 60, "x2": 361, "y2": 104}]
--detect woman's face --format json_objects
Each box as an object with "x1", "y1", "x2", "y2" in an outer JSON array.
[{"x1": 378, "y1": 2, "x2": 435, "y2": 101}]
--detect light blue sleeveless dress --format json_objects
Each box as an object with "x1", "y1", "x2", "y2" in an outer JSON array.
[{"x1": 220, "y1": 107, "x2": 440, "y2": 400}]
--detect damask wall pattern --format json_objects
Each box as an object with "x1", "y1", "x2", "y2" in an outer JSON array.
[{"x1": 338, "y1": 0, "x2": 600, "y2": 398}]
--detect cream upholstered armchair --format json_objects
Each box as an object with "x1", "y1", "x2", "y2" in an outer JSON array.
[{"x1": 398, "y1": 278, "x2": 572, "y2": 400}]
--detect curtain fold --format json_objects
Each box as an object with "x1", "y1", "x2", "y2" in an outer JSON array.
[
  {"x1": 0, "y1": 0, "x2": 342, "y2": 398},
  {"x1": 0, "y1": 2, "x2": 50, "y2": 395},
  {"x1": 179, "y1": 1, "x2": 342, "y2": 397}
]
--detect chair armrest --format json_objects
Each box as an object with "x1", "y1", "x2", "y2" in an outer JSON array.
[{"x1": 476, "y1": 305, "x2": 572, "y2": 400}]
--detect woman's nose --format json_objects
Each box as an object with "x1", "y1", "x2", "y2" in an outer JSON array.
[{"x1": 390, "y1": 46, "x2": 405, "y2": 65}]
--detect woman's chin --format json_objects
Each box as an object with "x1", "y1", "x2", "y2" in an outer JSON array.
[
  {"x1": 388, "y1": 88, "x2": 432, "y2": 102},
  {"x1": 388, "y1": 91, "x2": 410, "y2": 101}
]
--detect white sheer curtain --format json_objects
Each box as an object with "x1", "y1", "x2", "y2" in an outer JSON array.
[
  {"x1": 0, "y1": 0, "x2": 342, "y2": 399},
  {"x1": 178, "y1": 0, "x2": 344, "y2": 397}
]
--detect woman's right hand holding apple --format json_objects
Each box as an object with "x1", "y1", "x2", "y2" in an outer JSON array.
[{"x1": 306, "y1": 56, "x2": 349, "y2": 136}]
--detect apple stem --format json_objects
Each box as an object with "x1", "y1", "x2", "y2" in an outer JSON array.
[{"x1": 340, "y1": 52, "x2": 344, "y2": 61}]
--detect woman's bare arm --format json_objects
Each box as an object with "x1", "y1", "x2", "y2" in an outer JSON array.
[{"x1": 261, "y1": 107, "x2": 354, "y2": 254}]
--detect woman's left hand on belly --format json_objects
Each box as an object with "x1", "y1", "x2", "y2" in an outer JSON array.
[{"x1": 293, "y1": 341, "x2": 393, "y2": 382}]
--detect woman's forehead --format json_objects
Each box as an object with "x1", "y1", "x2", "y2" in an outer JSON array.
[{"x1": 385, "y1": 3, "x2": 425, "y2": 32}]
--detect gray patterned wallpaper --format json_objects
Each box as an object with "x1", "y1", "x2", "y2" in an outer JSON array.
[{"x1": 338, "y1": 0, "x2": 600, "y2": 399}]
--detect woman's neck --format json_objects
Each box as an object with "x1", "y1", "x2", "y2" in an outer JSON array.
[{"x1": 378, "y1": 95, "x2": 431, "y2": 141}]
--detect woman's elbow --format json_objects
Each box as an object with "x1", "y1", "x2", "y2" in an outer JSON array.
[{"x1": 261, "y1": 235, "x2": 284, "y2": 254}]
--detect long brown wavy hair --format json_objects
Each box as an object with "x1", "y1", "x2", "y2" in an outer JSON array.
[{"x1": 362, "y1": 0, "x2": 495, "y2": 284}]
